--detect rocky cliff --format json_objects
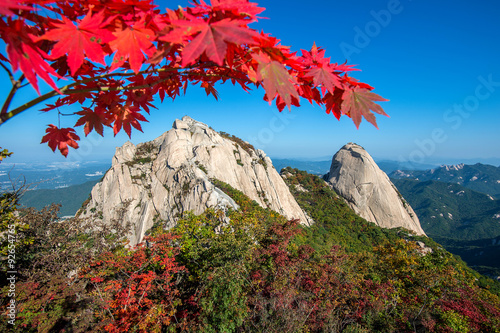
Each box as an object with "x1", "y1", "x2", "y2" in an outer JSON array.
[
  {"x1": 79, "y1": 116, "x2": 312, "y2": 245},
  {"x1": 324, "y1": 143, "x2": 426, "y2": 236}
]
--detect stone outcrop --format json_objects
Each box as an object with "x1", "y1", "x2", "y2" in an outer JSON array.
[
  {"x1": 79, "y1": 116, "x2": 312, "y2": 245},
  {"x1": 324, "y1": 143, "x2": 426, "y2": 236}
]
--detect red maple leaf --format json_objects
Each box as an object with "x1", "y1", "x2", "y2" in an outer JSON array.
[
  {"x1": 306, "y1": 66, "x2": 342, "y2": 94},
  {"x1": 171, "y1": 18, "x2": 257, "y2": 67},
  {"x1": 124, "y1": 75, "x2": 158, "y2": 113},
  {"x1": 74, "y1": 107, "x2": 113, "y2": 136},
  {"x1": 159, "y1": 11, "x2": 206, "y2": 45},
  {"x1": 200, "y1": 81, "x2": 219, "y2": 100},
  {"x1": 40, "y1": 11, "x2": 114, "y2": 75},
  {"x1": 300, "y1": 43, "x2": 347, "y2": 94},
  {"x1": 300, "y1": 42, "x2": 329, "y2": 67},
  {"x1": 112, "y1": 104, "x2": 148, "y2": 138},
  {"x1": 0, "y1": 0, "x2": 35, "y2": 17},
  {"x1": 343, "y1": 74, "x2": 374, "y2": 90},
  {"x1": 41, "y1": 125, "x2": 80, "y2": 157},
  {"x1": 341, "y1": 87, "x2": 389, "y2": 129},
  {"x1": 109, "y1": 22, "x2": 156, "y2": 73},
  {"x1": 210, "y1": 0, "x2": 265, "y2": 21},
  {"x1": 254, "y1": 53, "x2": 299, "y2": 109},
  {"x1": 39, "y1": 98, "x2": 67, "y2": 113},
  {"x1": 323, "y1": 89, "x2": 344, "y2": 120},
  {"x1": 1, "y1": 19, "x2": 61, "y2": 94}
]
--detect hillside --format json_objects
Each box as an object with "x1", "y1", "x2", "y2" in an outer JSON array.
[
  {"x1": 391, "y1": 179, "x2": 500, "y2": 240},
  {"x1": 281, "y1": 167, "x2": 500, "y2": 290},
  {"x1": 390, "y1": 163, "x2": 500, "y2": 196},
  {"x1": 3, "y1": 170, "x2": 500, "y2": 332},
  {"x1": 281, "y1": 166, "x2": 411, "y2": 253},
  {"x1": 19, "y1": 180, "x2": 100, "y2": 216},
  {"x1": 392, "y1": 178, "x2": 500, "y2": 277}
]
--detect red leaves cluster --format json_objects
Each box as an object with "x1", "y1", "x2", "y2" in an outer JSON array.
[
  {"x1": 40, "y1": 10, "x2": 114, "y2": 75},
  {"x1": 247, "y1": 219, "x2": 392, "y2": 331},
  {"x1": 1, "y1": 0, "x2": 388, "y2": 156},
  {"x1": 81, "y1": 233, "x2": 185, "y2": 332}
]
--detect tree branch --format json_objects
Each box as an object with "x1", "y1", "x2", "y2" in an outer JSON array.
[
  {"x1": 1, "y1": 74, "x2": 25, "y2": 116},
  {"x1": 0, "y1": 61, "x2": 15, "y2": 85},
  {"x1": 0, "y1": 65, "x2": 216, "y2": 126}
]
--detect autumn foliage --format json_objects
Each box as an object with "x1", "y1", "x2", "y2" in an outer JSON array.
[
  {"x1": 1, "y1": 180, "x2": 500, "y2": 332},
  {"x1": 0, "y1": 0, "x2": 388, "y2": 156},
  {"x1": 80, "y1": 232, "x2": 186, "y2": 332}
]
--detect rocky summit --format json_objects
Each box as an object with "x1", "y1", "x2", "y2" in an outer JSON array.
[
  {"x1": 79, "y1": 116, "x2": 312, "y2": 245},
  {"x1": 324, "y1": 143, "x2": 426, "y2": 236}
]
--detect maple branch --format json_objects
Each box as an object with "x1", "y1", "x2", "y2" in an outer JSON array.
[
  {"x1": 0, "y1": 66, "x2": 197, "y2": 126},
  {"x1": 1, "y1": 74, "x2": 25, "y2": 117},
  {"x1": 1, "y1": 71, "x2": 252, "y2": 126},
  {"x1": 65, "y1": 77, "x2": 174, "y2": 95},
  {"x1": 0, "y1": 61, "x2": 15, "y2": 85}
]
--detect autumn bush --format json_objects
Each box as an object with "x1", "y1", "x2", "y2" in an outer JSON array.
[{"x1": 0, "y1": 197, "x2": 130, "y2": 332}]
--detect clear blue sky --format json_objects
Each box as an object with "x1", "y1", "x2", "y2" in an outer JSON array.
[{"x1": 1, "y1": 0, "x2": 499, "y2": 166}]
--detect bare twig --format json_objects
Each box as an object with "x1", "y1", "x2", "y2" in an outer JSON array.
[{"x1": 92, "y1": 281, "x2": 115, "y2": 321}]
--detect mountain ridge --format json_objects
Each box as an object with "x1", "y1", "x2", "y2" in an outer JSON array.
[
  {"x1": 390, "y1": 163, "x2": 500, "y2": 196},
  {"x1": 79, "y1": 116, "x2": 312, "y2": 245}
]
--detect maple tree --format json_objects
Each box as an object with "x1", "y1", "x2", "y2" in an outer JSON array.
[{"x1": 0, "y1": 0, "x2": 388, "y2": 157}]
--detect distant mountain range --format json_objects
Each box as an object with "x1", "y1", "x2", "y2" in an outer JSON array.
[
  {"x1": 271, "y1": 159, "x2": 331, "y2": 175},
  {"x1": 392, "y1": 178, "x2": 500, "y2": 277},
  {"x1": 392, "y1": 179, "x2": 500, "y2": 240},
  {"x1": 9, "y1": 155, "x2": 494, "y2": 193},
  {"x1": 1, "y1": 157, "x2": 434, "y2": 192},
  {"x1": 390, "y1": 163, "x2": 500, "y2": 197}
]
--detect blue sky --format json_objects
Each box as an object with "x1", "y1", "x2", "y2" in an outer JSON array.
[{"x1": 1, "y1": 0, "x2": 499, "y2": 166}]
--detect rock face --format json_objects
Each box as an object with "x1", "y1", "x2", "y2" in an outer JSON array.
[
  {"x1": 324, "y1": 143, "x2": 426, "y2": 236},
  {"x1": 79, "y1": 116, "x2": 312, "y2": 245}
]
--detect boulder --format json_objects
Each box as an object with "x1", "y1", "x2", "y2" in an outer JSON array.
[{"x1": 325, "y1": 143, "x2": 426, "y2": 236}]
